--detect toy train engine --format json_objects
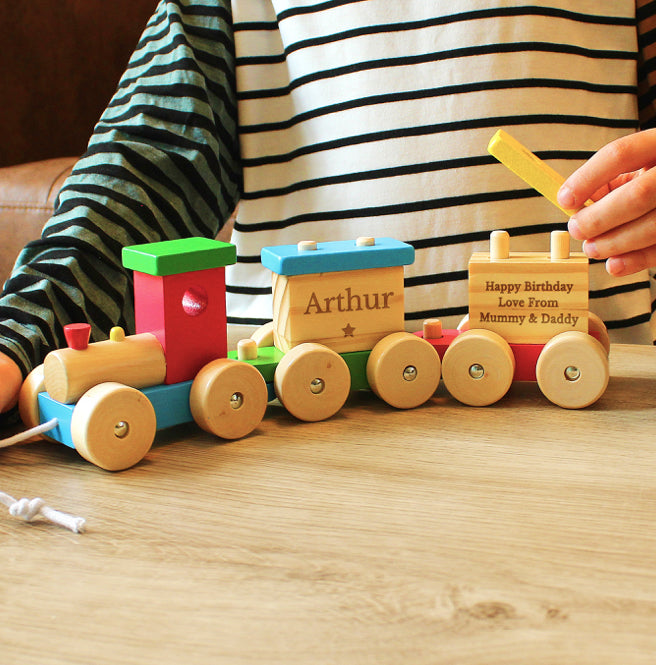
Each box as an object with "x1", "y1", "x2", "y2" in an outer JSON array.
[{"x1": 19, "y1": 238, "x2": 269, "y2": 471}]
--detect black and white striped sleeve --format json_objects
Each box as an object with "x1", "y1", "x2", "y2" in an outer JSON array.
[{"x1": 0, "y1": 0, "x2": 240, "y2": 376}]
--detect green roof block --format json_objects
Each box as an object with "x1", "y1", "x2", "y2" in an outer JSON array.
[{"x1": 122, "y1": 238, "x2": 237, "y2": 276}]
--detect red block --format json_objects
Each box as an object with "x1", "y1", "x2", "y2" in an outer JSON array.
[
  {"x1": 133, "y1": 267, "x2": 228, "y2": 384},
  {"x1": 417, "y1": 328, "x2": 545, "y2": 382}
]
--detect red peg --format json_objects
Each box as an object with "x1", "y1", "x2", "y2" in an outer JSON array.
[{"x1": 64, "y1": 323, "x2": 91, "y2": 350}]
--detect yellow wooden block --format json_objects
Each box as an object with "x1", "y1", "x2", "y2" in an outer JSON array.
[
  {"x1": 487, "y1": 129, "x2": 580, "y2": 216},
  {"x1": 468, "y1": 245, "x2": 589, "y2": 344},
  {"x1": 272, "y1": 266, "x2": 405, "y2": 353}
]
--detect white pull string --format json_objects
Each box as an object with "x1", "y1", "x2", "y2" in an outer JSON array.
[
  {"x1": 0, "y1": 417, "x2": 58, "y2": 448},
  {"x1": 0, "y1": 491, "x2": 86, "y2": 533},
  {"x1": 1, "y1": 418, "x2": 86, "y2": 533}
]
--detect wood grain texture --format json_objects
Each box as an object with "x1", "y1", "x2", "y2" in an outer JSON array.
[
  {"x1": 272, "y1": 267, "x2": 405, "y2": 353},
  {"x1": 469, "y1": 251, "x2": 589, "y2": 344},
  {"x1": 43, "y1": 332, "x2": 166, "y2": 404},
  {"x1": 2, "y1": 333, "x2": 656, "y2": 664}
]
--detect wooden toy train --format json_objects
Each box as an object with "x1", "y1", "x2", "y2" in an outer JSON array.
[{"x1": 15, "y1": 132, "x2": 611, "y2": 470}]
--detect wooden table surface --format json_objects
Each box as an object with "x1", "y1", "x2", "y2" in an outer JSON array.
[{"x1": 2, "y1": 334, "x2": 656, "y2": 664}]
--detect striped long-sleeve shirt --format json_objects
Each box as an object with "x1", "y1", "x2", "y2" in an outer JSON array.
[{"x1": 1, "y1": 0, "x2": 656, "y2": 378}]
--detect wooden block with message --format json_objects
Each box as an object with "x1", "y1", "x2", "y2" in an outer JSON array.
[{"x1": 468, "y1": 231, "x2": 589, "y2": 344}]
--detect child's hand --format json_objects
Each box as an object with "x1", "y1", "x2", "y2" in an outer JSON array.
[
  {"x1": 557, "y1": 129, "x2": 656, "y2": 276},
  {"x1": 0, "y1": 352, "x2": 23, "y2": 413}
]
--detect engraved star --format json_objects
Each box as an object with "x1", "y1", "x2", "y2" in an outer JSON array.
[{"x1": 342, "y1": 322, "x2": 355, "y2": 337}]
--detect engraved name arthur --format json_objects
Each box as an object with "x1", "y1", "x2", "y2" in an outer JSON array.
[{"x1": 303, "y1": 287, "x2": 395, "y2": 314}]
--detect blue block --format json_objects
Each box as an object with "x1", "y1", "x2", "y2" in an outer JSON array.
[
  {"x1": 38, "y1": 382, "x2": 196, "y2": 451},
  {"x1": 38, "y1": 393, "x2": 75, "y2": 448},
  {"x1": 141, "y1": 381, "x2": 194, "y2": 429},
  {"x1": 261, "y1": 238, "x2": 415, "y2": 276}
]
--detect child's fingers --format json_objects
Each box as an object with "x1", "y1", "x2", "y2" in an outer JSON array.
[
  {"x1": 558, "y1": 128, "x2": 656, "y2": 209},
  {"x1": 568, "y1": 166, "x2": 656, "y2": 241},
  {"x1": 579, "y1": 204, "x2": 656, "y2": 257},
  {"x1": 605, "y1": 244, "x2": 656, "y2": 276}
]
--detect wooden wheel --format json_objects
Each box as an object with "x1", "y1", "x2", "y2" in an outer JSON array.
[
  {"x1": 190, "y1": 358, "x2": 268, "y2": 439},
  {"x1": 71, "y1": 382, "x2": 156, "y2": 471},
  {"x1": 536, "y1": 331, "x2": 609, "y2": 409},
  {"x1": 588, "y1": 312, "x2": 610, "y2": 355},
  {"x1": 274, "y1": 343, "x2": 350, "y2": 422},
  {"x1": 18, "y1": 363, "x2": 46, "y2": 431},
  {"x1": 366, "y1": 332, "x2": 440, "y2": 409},
  {"x1": 17, "y1": 363, "x2": 57, "y2": 443},
  {"x1": 442, "y1": 329, "x2": 515, "y2": 406}
]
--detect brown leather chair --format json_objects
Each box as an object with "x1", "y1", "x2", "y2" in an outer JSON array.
[
  {"x1": 0, "y1": 1, "x2": 158, "y2": 283},
  {"x1": 0, "y1": 158, "x2": 78, "y2": 281}
]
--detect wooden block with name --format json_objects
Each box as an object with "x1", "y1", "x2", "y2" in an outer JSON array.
[
  {"x1": 468, "y1": 250, "x2": 589, "y2": 344},
  {"x1": 272, "y1": 266, "x2": 405, "y2": 353}
]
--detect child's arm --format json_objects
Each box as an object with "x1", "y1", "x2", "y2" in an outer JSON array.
[
  {"x1": 558, "y1": 129, "x2": 656, "y2": 276},
  {"x1": 0, "y1": 0, "x2": 239, "y2": 399},
  {"x1": 0, "y1": 353, "x2": 23, "y2": 413}
]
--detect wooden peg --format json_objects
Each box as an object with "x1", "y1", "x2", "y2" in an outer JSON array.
[
  {"x1": 422, "y1": 318, "x2": 443, "y2": 339},
  {"x1": 109, "y1": 326, "x2": 126, "y2": 342},
  {"x1": 297, "y1": 240, "x2": 317, "y2": 252},
  {"x1": 237, "y1": 338, "x2": 258, "y2": 361},
  {"x1": 63, "y1": 323, "x2": 91, "y2": 350},
  {"x1": 490, "y1": 230, "x2": 510, "y2": 260},
  {"x1": 551, "y1": 230, "x2": 570, "y2": 260}
]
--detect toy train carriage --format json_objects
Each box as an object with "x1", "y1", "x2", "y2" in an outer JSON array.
[
  {"x1": 263, "y1": 236, "x2": 413, "y2": 353},
  {"x1": 230, "y1": 236, "x2": 442, "y2": 420},
  {"x1": 417, "y1": 229, "x2": 610, "y2": 410},
  {"x1": 468, "y1": 229, "x2": 589, "y2": 344},
  {"x1": 17, "y1": 230, "x2": 610, "y2": 473}
]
